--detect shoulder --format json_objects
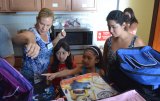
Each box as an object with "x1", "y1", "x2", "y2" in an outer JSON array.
[
  {"x1": 0, "y1": 25, "x2": 11, "y2": 42},
  {"x1": 0, "y1": 25, "x2": 8, "y2": 31},
  {"x1": 0, "y1": 25, "x2": 14, "y2": 57},
  {"x1": 29, "y1": 27, "x2": 37, "y2": 34},
  {"x1": 134, "y1": 36, "x2": 145, "y2": 47},
  {"x1": 104, "y1": 37, "x2": 112, "y2": 49},
  {"x1": 0, "y1": 25, "x2": 10, "y2": 36},
  {"x1": 104, "y1": 37, "x2": 112, "y2": 47}
]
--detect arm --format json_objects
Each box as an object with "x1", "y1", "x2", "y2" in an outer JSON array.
[
  {"x1": 12, "y1": 30, "x2": 37, "y2": 46},
  {"x1": 42, "y1": 66, "x2": 82, "y2": 81},
  {"x1": 12, "y1": 30, "x2": 40, "y2": 59},
  {"x1": 52, "y1": 29, "x2": 66, "y2": 47}
]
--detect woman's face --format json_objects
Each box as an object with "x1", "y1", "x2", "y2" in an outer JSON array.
[
  {"x1": 56, "y1": 47, "x2": 70, "y2": 63},
  {"x1": 107, "y1": 20, "x2": 124, "y2": 37},
  {"x1": 37, "y1": 17, "x2": 53, "y2": 35},
  {"x1": 82, "y1": 50, "x2": 98, "y2": 68}
]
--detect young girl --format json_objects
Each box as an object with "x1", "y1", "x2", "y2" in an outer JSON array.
[
  {"x1": 42, "y1": 45, "x2": 105, "y2": 81},
  {"x1": 123, "y1": 7, "x2": 138, "y2": 35},
  {"x1": 48, "y1": 39, "x2": 76, "y2": 98}
]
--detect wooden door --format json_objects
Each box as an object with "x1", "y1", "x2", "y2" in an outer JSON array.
[
  {"x1": 41, "y1": 0, "x2": 71, "y2": 11},
  {"x1": 9, "y1": 0, "x2": 41, "y2": 11},
  {"x1": 150, "y1": 0, "x2": 160, "y2": 52},
  {"x1": 72, "y1": 0, "x2": 97, "y2": 11}
]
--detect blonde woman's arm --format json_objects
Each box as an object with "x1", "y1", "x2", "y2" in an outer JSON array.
[
  {"x1": 12, "y1": 30, "x2": 40, "y2": 59},
  {"x1": 52, "y1": 29, "x2": 66, "y2": 47}
]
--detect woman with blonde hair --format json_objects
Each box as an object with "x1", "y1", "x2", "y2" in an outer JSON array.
[{"x1": 13, "y1": 8, "x2": 66, "y2": 100}]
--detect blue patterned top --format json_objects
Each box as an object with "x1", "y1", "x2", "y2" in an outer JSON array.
[{"x1": 21, "y1": 27, "x2": 53, "y2": 84}]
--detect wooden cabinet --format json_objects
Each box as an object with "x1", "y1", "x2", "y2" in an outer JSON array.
[
  {"x1": 0, "y1": 0, "x2": 96, "y2": 12},
  {"x1": 42, "y1": 0, "x2": 71, "y2": 11},
  {"x1": 9, "y1": 0, "x2": 41, "y2": 11},
  {"x1": 0, "y1": 0, "x2": 9, "y2": 12},
  {"x1": 72, "y1": 0, "x2": 97, "y2": 11},
  {"x1": 42, "y1": 0, "x2": 97, "y2": 11}
]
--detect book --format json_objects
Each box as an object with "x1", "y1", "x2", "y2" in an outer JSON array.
[{"x1": 60, "y1": 73, "x2": 118, "y2": 101}]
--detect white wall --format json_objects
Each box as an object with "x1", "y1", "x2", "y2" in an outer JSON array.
[{"x1": 91, "y1": 0, "x2": 118, "y2": 47}]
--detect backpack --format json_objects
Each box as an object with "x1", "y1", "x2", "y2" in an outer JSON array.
[
  {"x1": 116, "y1": 46, "x2": 160, "y2": 90},
  {"x1": 0, "y1": 58, "x2": 33, "y2": 101}
]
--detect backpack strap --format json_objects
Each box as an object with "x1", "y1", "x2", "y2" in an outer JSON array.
[{"x1": 129, "y1": 36, "x2": 137, "y2": 48}]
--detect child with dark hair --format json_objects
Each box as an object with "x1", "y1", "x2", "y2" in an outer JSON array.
[
  {"x1": 52, "y1": 39, "x2": 75, "y2": 72},
  {"x1": 123, "y1": 7, "x2": 138, "y2": 35},
  {"x1": 81, "y1": 46, "x2": 105, "y2": 75},
  {"x1": 48, "y1": 39, "x2": 76, "y2": 99}
]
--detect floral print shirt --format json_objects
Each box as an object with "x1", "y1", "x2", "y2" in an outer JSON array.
[{"x1": 21, "y1": 27, "x2": 53, "y2": 84}]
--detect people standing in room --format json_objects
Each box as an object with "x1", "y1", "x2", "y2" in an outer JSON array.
[
  {"x1": 103, "y1": 10, "x2": 145, "y2": 91},
  {"x1": 13, "y1": 8, "x2": 66, "y2": 100},
  {"x1": 123, "y1": 7, "x2": 138, "y2": 35},
  {"x1": 0, "y1": 25, "x2": 15, "y2": 66},
  {"x1": 42, "y1": 45, "x2": 105, "y2": 81}
]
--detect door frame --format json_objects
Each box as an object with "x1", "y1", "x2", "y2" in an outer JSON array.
[{"x1": 149, "y1": 0, "x2": 159, "y2": 46}]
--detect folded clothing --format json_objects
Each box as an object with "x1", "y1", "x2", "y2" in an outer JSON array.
[{"x1": 98, "y1": 90, "x2": 146, "y2": 101}]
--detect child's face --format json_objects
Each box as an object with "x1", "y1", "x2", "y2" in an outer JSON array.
[
  {"x1": 82, "y1": 50, "x2": 98, "y2": 68},
  {"x1": 56, "y1": 47, "x2": 70, "y2": 63}
]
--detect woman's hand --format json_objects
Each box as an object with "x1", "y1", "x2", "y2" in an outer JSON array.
[
  {"x1": 57, "y1": 29, "x2": 66, "y2": 39},
  {"x1": 23, "y1": 31, "x2": 40, "y2": 59},
  {"x1": 53, "y1": 29, "x2": 66, "y2": 47},
  {"x1": 26, "y1": 41, "x2": 40, "y2": 59},
  {"x1": 41, "y1": 73, "x2": 57, "y2": 81}
]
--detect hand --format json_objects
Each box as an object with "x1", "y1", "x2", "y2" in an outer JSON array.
[
  {"x1": 13, "y1": 30, "x2": 40, "y2": 59},
  {"x1": 41, "y1": 73, "x2": 57, "y2": 81},
  {"x1": 57, "y1": 29, "x2": 66, "y2": 39},
  {"x1": 26, "y1": 42, "x2": 40, "y2": 59}
]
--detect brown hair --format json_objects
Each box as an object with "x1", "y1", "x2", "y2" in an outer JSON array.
[{"x1": 36, "y1": 8, "x2": 54, "y2": 22}]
